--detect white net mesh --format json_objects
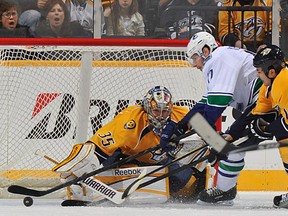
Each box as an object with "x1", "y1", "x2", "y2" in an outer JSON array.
[{"x1": 0, "y1": 41, "x2": 205, "y2": 198}]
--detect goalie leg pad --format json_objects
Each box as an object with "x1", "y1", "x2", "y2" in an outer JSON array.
[
  {"x1": 52, "y1": 143, "x2": 101, "y2": 178},
  {"x1": 66, "y1": 184, "x2": 93, "y2": 201},
  {"x1": 170, "y1": 166, "x2": 214, "y2": 201}
]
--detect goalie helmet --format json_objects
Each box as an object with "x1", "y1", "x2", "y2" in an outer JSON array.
[
  {"x1": 253, "y1": 44, "x2": 285, "y2": 76},
  {"x1": 186, "y1": 32, "x2": 218, "y2": 60},
  {"x1": 143, "y1": 86, "x2": 173, "y2": 130}
]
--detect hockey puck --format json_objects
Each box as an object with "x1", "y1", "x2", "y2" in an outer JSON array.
[{"x1": 23, "y1": 196, "x2": 33, "y2": 207}]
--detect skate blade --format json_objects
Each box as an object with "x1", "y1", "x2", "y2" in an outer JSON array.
[
  {"x1": 196, "y1": 199, "x2": 234, "y2": 206},
  {"x1": 273, "y1": 204, "x2": 288, "y2": 209}
]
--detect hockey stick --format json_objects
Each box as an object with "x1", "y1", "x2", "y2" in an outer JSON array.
[
  {"x1": 122, "y1": 143, "x2": 208, "y2": 198},
  {"x1": 8, "y1": 130, "x2": 195, "y2": 197},
  {"x1": 81, "y1": 168, "x2": 147, "y2": 204},
  {"x1": 229, "y1": 142, "x2": 288, "y2": 153},
  {"x1": 189, "y1": 112, "x2": 288, "y2": 154},
  {"x1": 35, "y1": 149, "x2": 120, "y2": 205},
  {"x1": 35, "y1": 149, "x2": 151, "y2": 204},
  {"x1": 63, "y1": 146, "x2": 209, "y2": 207}
]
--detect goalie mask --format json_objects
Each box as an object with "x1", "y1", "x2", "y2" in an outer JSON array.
[
  {"x1": 143, "y1": 86, "x2": 173, "y2": 131},
  {"x1": 253, "y1": 45, "x2": 285, "y2": 76},
  {"x1": 186, "y1": 32, "x2": 218, "y2": 65}
]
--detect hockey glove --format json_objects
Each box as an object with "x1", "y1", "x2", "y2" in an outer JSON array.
[
  {"x1": 160, "y1": 120, "x2": 188, "y2": 152},
  {"x1": 250, "y1": 118, "x2": 273, "y2": 140},
  {"x1": 207, "y1": 147, "x2": 227, "y2": 167}
]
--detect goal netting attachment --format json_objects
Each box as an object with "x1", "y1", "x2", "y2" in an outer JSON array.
[{"x1": 0, "y1": 38, "x2": 205, "y2": 198}]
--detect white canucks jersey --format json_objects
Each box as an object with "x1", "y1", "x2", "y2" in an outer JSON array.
[{"x1": 202, "y1": 46, "x2": 262, "y2": 112}]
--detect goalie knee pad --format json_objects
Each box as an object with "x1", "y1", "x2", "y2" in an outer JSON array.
[{"x1": 52, "y1": 143, "x2": 101, "y2": 178}]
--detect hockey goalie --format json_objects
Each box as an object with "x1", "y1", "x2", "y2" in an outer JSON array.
[{"x1": 51, "y1": 86, "x2": 215, "y2": 205}]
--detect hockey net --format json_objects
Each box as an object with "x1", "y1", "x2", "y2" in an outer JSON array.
[{"x1": 0, "y1": 38, "x2": 205, "y2": 198}]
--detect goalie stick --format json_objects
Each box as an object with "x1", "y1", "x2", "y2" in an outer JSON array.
[
  {"x1": 122, "y1": 143, "x2": 208, "y2": 198},
  {"x1": 189, "y1": 113, "x2": 288, "y2": 154},
  {"x1": 61, "y1": 200, "x2": 94, "y2": 206},
  {"x1": 81, "y1": 168, "x2": 147, "y2": 204},
  {"x1": 35, "y1": 149, "x2": 154, "y2": 205},
  {"x1": 8, "y1": 130, "x2": 196, "y2": 198}
]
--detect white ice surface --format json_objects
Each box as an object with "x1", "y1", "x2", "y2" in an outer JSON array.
[{"x1": 0, "y1": 192, "x2": 287, "y2": 216}]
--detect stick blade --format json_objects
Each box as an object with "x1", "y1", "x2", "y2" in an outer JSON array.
[
  {"x1": 229, "y1": 142, "x2": 288, "y2": 153},
  {"x1": 61, "y1": 200, "x2": 93, "y2": 206},
  {"x1": 189, "y1": 113, "x2": 236, "y2": 153},
  {"x1": 8, "y1": 185, "x2": 45, "y2": 197}
]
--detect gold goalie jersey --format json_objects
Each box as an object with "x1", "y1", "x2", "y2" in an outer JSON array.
[
  {"x1": 89, "y1": 105, "x2": 189, "y2": 164},
  {"x1": 218, "y1": 0, "x2": 272, "y2": 44}
]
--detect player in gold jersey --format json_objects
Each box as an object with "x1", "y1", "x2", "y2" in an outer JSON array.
[
  {"x1": 252, "y1": 45, "x2": 288, "y2": 208},
  {"x1": 52, "y1": 86, "x2": 211, "y2": 203}
]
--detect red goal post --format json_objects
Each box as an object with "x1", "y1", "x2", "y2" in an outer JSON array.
[{"x1": 0, "y1": 38, "x2": 219, "y2": 198}]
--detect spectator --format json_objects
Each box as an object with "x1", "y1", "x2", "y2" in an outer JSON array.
[
  {"x1": 103, "y1": 0, "x2": 145, "y2": 37},
  {"x1": 16, "y1": 0, "x2": 49, "y2": 32},
  {"x1": 34, "y1": 0, "x2": 92, "y2": 38},
  {"x1": 158, "y1": 0, "x2": 173, "y2": 15},
  {"x1": 218, "y1": 0, "x2": 273, "y2": 52},
  {"x1": 0, "y1": 0, "x2": 33, "y2": 37},
  {"x1": 64, "y1": 0, "x2": 94, "y2": 33},
  {"x1": 160, "y1": 0, "x2": 218, "y2": 39}
]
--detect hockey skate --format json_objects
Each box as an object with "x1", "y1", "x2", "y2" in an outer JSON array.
[
  {"x1": 273, "y1": 193, "x2": 288, "y2": 208},
  {"x1": 197, "y1": 185, "x2": 237, "y2": 206}
]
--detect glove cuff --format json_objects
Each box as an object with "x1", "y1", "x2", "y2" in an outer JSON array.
[{"x1": 177, "y1": 119, "x2": 188, "y2": 132}]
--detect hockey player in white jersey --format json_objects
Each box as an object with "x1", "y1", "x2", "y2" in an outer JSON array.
[{"x1": 160, "y1": 32, "x2": 263, "y2": 205}]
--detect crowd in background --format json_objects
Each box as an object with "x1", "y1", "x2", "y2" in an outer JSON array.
[{"x1": 0, "y1": 0, "x2": 287, "y2": 54}]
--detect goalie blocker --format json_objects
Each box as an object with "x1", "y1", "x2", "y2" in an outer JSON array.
[{"x1": 52, "y1": 140, "x2": 216, "y2": 204}]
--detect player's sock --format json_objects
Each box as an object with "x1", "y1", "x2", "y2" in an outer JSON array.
[{"x1": 273, "y1": 193, "x2": 288, "y2": 208}]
